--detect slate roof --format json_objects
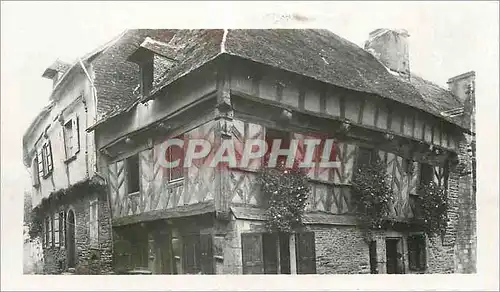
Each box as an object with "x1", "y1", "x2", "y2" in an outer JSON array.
[{"x1": 85, "y1": 29, "x2": 470, "y2": 131}]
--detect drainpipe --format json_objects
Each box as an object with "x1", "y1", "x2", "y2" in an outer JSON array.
[{"x1": 79, "y1": 59, "x2": 114, "y2": 272}]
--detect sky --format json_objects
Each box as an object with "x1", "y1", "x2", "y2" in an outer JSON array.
[{"x1": 1, "y1": 1, "x2": 499, "y2": 289}]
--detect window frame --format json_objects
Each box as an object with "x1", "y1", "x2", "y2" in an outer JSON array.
[
  {"x1": 126, "y1": 154, "x2": 141, "y2": 194},
  {"x1": 63, "y1": 115, "x2": 80, "y2": 162},
  {"x1": 41, "y1": 141, "x2": 54, "y2": 178}
]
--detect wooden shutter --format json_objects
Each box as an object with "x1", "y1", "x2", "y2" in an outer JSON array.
[
  {"x1": 295, "y1": 232, "x2": 316, "y2": 274},
  {"x1": 59, "y1": 211, "x2": 65, "y2": 248},
  {"x1": 47, "y1": 142, "x2": 53, "y2": 173},
  {"x1": 32, "y1": 157, "x2": 40, "y2": 186},
  {"x1": 241, "y1": 233, "x2": 264, "y2": 274},
  {"x1": 262, "y1": 233, "x2": 279, "y2": 274},
  {"x1": 183, "y1": 235, "x2": 201, "y2": 274},
  {"x1": 48, "y1": 215, "x2": 53, "y2": 247},
  {"x1": 54, "y1": 213, "x2": 60, "y2": 247},
  {"x1": 74, "y1": 116, "x2": 80, "y2": 154},
  {"x1": 200, "y1": 234, "x2": 214, "y2": 274},
  {"x1": 37, "y1": 151, "x2": 44, "y2": 177}
]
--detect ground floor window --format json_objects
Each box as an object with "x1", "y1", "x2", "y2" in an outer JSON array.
[{"x1": 241, "y1": 232, "x2": 316, "y2": 274}]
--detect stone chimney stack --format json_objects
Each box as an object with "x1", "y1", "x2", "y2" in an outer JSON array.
[
  {"x1": 364, "y1": 28, "x2": 410, "y2": 79},
  {"x1": 447, "y1": 71, "x2": 476, "y2": 104},
  {"x1": 42, "y1": 59, "x2": 71, "y2": 88}
]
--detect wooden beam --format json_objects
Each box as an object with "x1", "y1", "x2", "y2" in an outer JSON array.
[{"x1": 112, "y1": 201, "x2": 216, "y2": 226}]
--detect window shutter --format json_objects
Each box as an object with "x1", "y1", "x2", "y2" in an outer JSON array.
[
  {"x1": 47, "y1": 142, "x2": 53, "y2": 173},
  {"x1": 32, "y1": 157, "x2": 40, "y2": 186},
  {"x1": 262, "y1": 233, "x2": 279, "y2": 274},
  {"x1": 182, "y1": 235, "x2": 200, "y2": 274},
  {"x1": 48, "y1": 216, "x2": 53, "y2": 247},
  {"x1": 241, "y1": 233, "x2": 264, "y2": 274},
  {"x1": 38, "y1": 151, "x2": 44, "y2": 177},
  {"x1": 42, "y1": 217, "x2": 46, "y2": 248},
  {"x1": 59, "y1": 211, "x2": 65, "y2": 248},
  {"x1": 407, "y1": 236, "x2": 417, "y2": 271},
  {"x1": 200, "y1": 234, "x2": 214, "y2": 274},
  {"x1": 295, "y1": 232, "x2": 316, "y2": 274},
  {"x1": 73, "y1": 116, "x2": 80, "y2": 155},
  {"x1": 418, "y1": 236, "x2": 427, "y2": 271},
  {"x1": 54, "y1": 213, "x2": 60, "y2": 247}
]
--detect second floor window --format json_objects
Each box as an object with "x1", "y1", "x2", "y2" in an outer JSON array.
[
  {"x1": 126, "y1": 154, "x2": 140, "y2": 194},
  {"x1": 39, "y1": 141, "x2": 53, "y2": 178},
  {"x1": 63, "y1": 116, "x2": 80, "y2": 159}
]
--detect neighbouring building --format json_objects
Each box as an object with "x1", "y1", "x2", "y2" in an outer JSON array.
[
  {"x1": 24, "y1": 29, "x2": 476, "y2": 275},
  {"x1": 86, "y1": 29, "x2": 476, "y2": 275},
  {"x1": 22, "y1": 29, "x2": 174, "y2": 274}
]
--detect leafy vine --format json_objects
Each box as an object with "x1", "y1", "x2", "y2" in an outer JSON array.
[
  {"x1": 257, "y1": 160, "x2": 311, "y2": 233},
  {"x1": 416, "y1": 182, "x2": 448, "y2": 238},
  {"x1": 352, "y1": 160, "x2": 395, "y2": 240}
]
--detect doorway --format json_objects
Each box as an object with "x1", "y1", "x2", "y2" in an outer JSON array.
[
  {"x1": 67, "y1": 210, "x2": 76, "y2": 268},
  {"x1": 386, "y1": 237, "x2": 404, "y2": 274}
]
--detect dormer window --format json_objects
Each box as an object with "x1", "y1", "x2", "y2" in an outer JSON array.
[
  {"x1": 128, "y1": 36, "x2": 179, "y2": 98},
  {"x1": 140, "y1": 56, "x2": 154, "y2": 96},
  {"x1": 42, "y1": 60, "x2": 70, "y2": 89}
]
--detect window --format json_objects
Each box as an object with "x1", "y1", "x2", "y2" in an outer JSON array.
[
  {"x1": 32, "y1": 157, "x2": 40, "y2": 187},
  {"x1": 63, "y1": 116, "x2": 80, "y2": 160},
  {"x1": 41, "y1": 141, "x2": 53, "y2": 177},
  {"x1": 126, "y1": 155, "x2": 140, "y2": 194},
  {"x1": 165, "y1": 135, "x2": 185, "y2": 182},
  {"x1": 356, "y1": 147, "x2": 376, "y2": 169},
  {"x1": 265, "y1": 128, "x2": 292, "y2": 167},
  {"x1": 37, "y1": 150, "x2": 44, "y2": 178},
  {"x1": 420, "y1": 163, "x2": 433, "y2": 186},
  {"x1": 89, "y1": 200, "x2": 99, "y2": 247},
  {"x1": 140, "y1": 58, "x2": 154, "y2": 96},
  {"x1": 241, "y1": 232, "x2": 316, "y2": 274},
  {"x1": 408, "y1": 234, "x2": 426, "y2": 271},
  {"x1": 182, "y1": 234, "x2": 213, "y2": 274}
]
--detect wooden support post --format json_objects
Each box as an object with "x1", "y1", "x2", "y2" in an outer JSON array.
[
  {"x1": 290, "y1": 233, "x2": 297, "y2": 274},
  {"x1": 276, "y1": 236, "x2": 281, "y2": 274}
]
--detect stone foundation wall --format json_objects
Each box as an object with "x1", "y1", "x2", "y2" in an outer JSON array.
[{"x1": 40, "y1": 188, "x2": 112, "y2": 274}]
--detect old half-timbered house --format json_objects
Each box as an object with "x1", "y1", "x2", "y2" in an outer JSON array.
[
  {"x1": 22, "y1": 29, "x2": 175, "y2": 274},
  {"x1": 89, "y1": 29, "x2": 476, "y2": 274}
]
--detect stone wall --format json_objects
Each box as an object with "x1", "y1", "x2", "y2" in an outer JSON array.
[{"x1": 40, "y1": 187, "x2": 113, "y2": 274}]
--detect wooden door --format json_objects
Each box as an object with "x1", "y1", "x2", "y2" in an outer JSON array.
[
  {"x1": 295, "y1": 232, "x2": 316, "y2": 274},
  {"x1": 241, "y1": 233, "x2": 264, "y2": 274},
  {"x1": 386, "y1": 238, "x2": 404, "y2": 274}
]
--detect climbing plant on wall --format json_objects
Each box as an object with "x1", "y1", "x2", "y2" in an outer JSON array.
[
  {"x1": 416, "y1": 182, "x2": 448, "y2": 238},
  {"x1": 352, "y1": 160, "x2": 395, "y2": 236},
  {"x1": 257, "y1": 159, "x2": 311, "y2": 233}
]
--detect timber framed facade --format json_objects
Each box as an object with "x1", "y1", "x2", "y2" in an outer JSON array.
[
  {"x1": 24, "y1": 29, "x2": 475, "y2": 275},
  {"x1": 89, "y1": 29, "x2": 476, "y2": 275}
]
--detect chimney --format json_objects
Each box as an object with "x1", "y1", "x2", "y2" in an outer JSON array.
[
  {"x1": 448, "y1": 71, "x2": 476, "y2": 132},
  {"x1": 447, "y1": 71, "x2": 476, "y2": 104},
  {"x1": 42, "y1": 59, "x2": 71, "y2": 88},
  {"x1": 365, "y1": 28, "x2": 410, "y2": 79}
]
